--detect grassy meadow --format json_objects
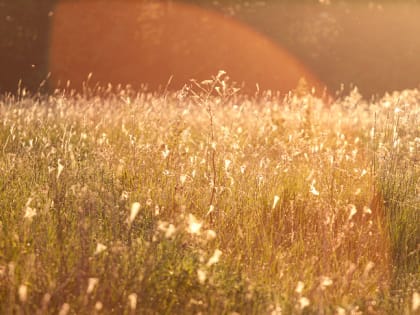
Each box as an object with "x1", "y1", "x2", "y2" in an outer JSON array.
[{"x1": 0, "y1": 74, "x2": 419, "y2": 314}]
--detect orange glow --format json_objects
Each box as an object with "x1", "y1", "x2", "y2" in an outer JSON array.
[{"x1": 50, "y1": 1, "x2": 325, "y2": 94}]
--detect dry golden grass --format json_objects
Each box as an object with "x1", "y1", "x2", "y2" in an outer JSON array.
[{"x1": 0, "y1": 76, "x2": 418, "y2": 314}]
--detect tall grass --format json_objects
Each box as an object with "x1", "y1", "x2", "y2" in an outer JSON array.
[{"x1": 0, "y1": 76, "x2": 418, "y2": 314}]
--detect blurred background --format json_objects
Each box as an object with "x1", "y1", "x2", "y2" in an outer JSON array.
[{"x1": 1, "y1": 0, "x2": 420, "y2": 97}]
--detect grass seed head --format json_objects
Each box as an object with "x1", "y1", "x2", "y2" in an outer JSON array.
[
  {"x1": 57, "y1": 159, "x2": 64, "y2": 179},
  {"x1": 412, "y1": 292, "x2": 420, "y2": 312},
  {"x1": 129, "y1": 202, "x2": 141, "y2": 224},
  {"x1": 272, "y1": 195, "x2": 280, "y2": 209},
  {"x1": 87, "y1": 278, "x2": 99, "y2": 294},
  {"x1": 95, "y1": 301, "x2": 103, "y2": 311},
  {"x1": 58, "y1": 303, "x2": 70, "y2": 315},
  {"x1": 128, "y1": 293, "x2": 137, "y2": 310},
  {"x1": 18, "y1": 284, "x2": 28, "y2": 303}
]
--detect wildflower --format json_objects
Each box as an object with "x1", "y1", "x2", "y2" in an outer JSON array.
[
  {"x1": 348, "y1": 204, "x2": 357, "y2": 221},
  {"x1": 272, "y1": 195, "x2": 280, "y2": 209},
  {"x1": 205, "y1": 229, "x2": 217, "y2": 241},
  {"x1": 128, "y1": 293, "x2": 137, "y2": 310},
  {"x1": 129, "y1": 202, "x2": 141, "y2": 224},
  {"x1": 310, "y1": 181, "x2": 319, "y2": 196},
  {"x1": 270, "y1": 304, "x2": 282, "y2": 315},
  {"x1": 24, "y1": 206, "x2": 37, "y2": 220},
  {"x1": 363, "y1": 206, "x2": 372, "y2": 215},
  {"x1": 320, "y1": 276, "x2": 333, "y2": 289},
  {"x1": 299, "y1": 297, "x2": 310, "y2": 309},
  {"x1": 162, "y1": 145, "x2": 170, "y2": 159},
  {"x1": 224, "y1": 159, "x2": 232, "y2": 171},
  {"x1": 295, "y1": 281, "x2": 304, "y2": 294},
  {"x1": 87, "y1": 278, "x2": 99, "y2": 294},
  {"x1": 180, "y1": 174, "x2": 187, "y2": 185},
  {"x1": 154, "y1": 205, "x2": 160, "y2": 216},
  {"x1": 197, "y1": 269, "x2": 207, "y2": 284},
  {"x1": 187, "y1": 214, "x2": 202, "y2": 235},
  {"x1": 18, "y1": 284, "x2": 28, "y2": 303},
  {"x1": 157, "y1": 221, "x2": 176, "y2": 239},
  {"x1": 94, "y1": 243, "x2": 107, "y2": 255},
  {"x1": 207, "y1": 249, "x2": 222, "y2": 267},
  {"x1": 120, "y1": 191, "x2": 129, "y2": 201}
]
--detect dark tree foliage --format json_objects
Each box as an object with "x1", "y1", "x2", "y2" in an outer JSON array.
[
  {"x1": 1, "y1": 0, "x2": 419, "y2": 94},
  {"x1": 0, "y1": 0, "x2": 328, "y2": 93},
  {"x1": 0, "y1": 0, "x2": 56, "y2": 93}
]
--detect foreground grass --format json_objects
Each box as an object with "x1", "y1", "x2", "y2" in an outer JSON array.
[{"x1": 0, "y1": 77, "x2": 419, "y2": 314}]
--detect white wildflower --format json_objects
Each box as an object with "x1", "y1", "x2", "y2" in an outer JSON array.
[
  {"x1": 180, "y1": 174, "x2": 187, "y2": 185},
  {"x1": 197, "y1": 269, "x2": 207, "y2": 284},
  {"x1": 299, "y1": 297, "x2": 310, "y2": 309},
  {"x1": 348, "y1": 204, "x2": 357, "y2": 221},
  {"x1": 120, "y1": 191, "x2": 129, "y2": 201},
  {"x1": 320, "y1": 276, "x2": 333, "y2": 289},
  {"x1": 94, "y1": 243, "x2": 107, "y2": 255},
  {"x1": 24, "y1": 206, "x2": 37, "y2": 220},
  {"x1": 310, "y1": 181, "x2": 319, "y2": 196},
  {"x1": 295, "y1": 281, "x2": 304, "y2": 294},
  {"x1": 207, "y1": 249, "x2": 222, "y2": 267},
  {"x1": 205, "y1": 229, "x2": 217, "y2": 241},
  {"x1": 187, "y1": 214, "x2": 202, "y2": 235},
  {"x1": 162, "y1": 146, "x2": 170, "y2": 159},
  {"x1": 157, "y1": 221, "x2": 176, "y2": 239},
  {"x1": 363, "y1": 206, "x2": 372, "y2": 215}
]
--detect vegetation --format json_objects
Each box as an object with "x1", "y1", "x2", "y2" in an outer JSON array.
[{"x1": 0, "y1": 74, "x2": 419, "y2": 314}]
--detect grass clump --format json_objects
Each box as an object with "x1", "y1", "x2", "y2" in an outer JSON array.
[{"x1": 0, "y1": 77, "x2": 419, "y2": 314}]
